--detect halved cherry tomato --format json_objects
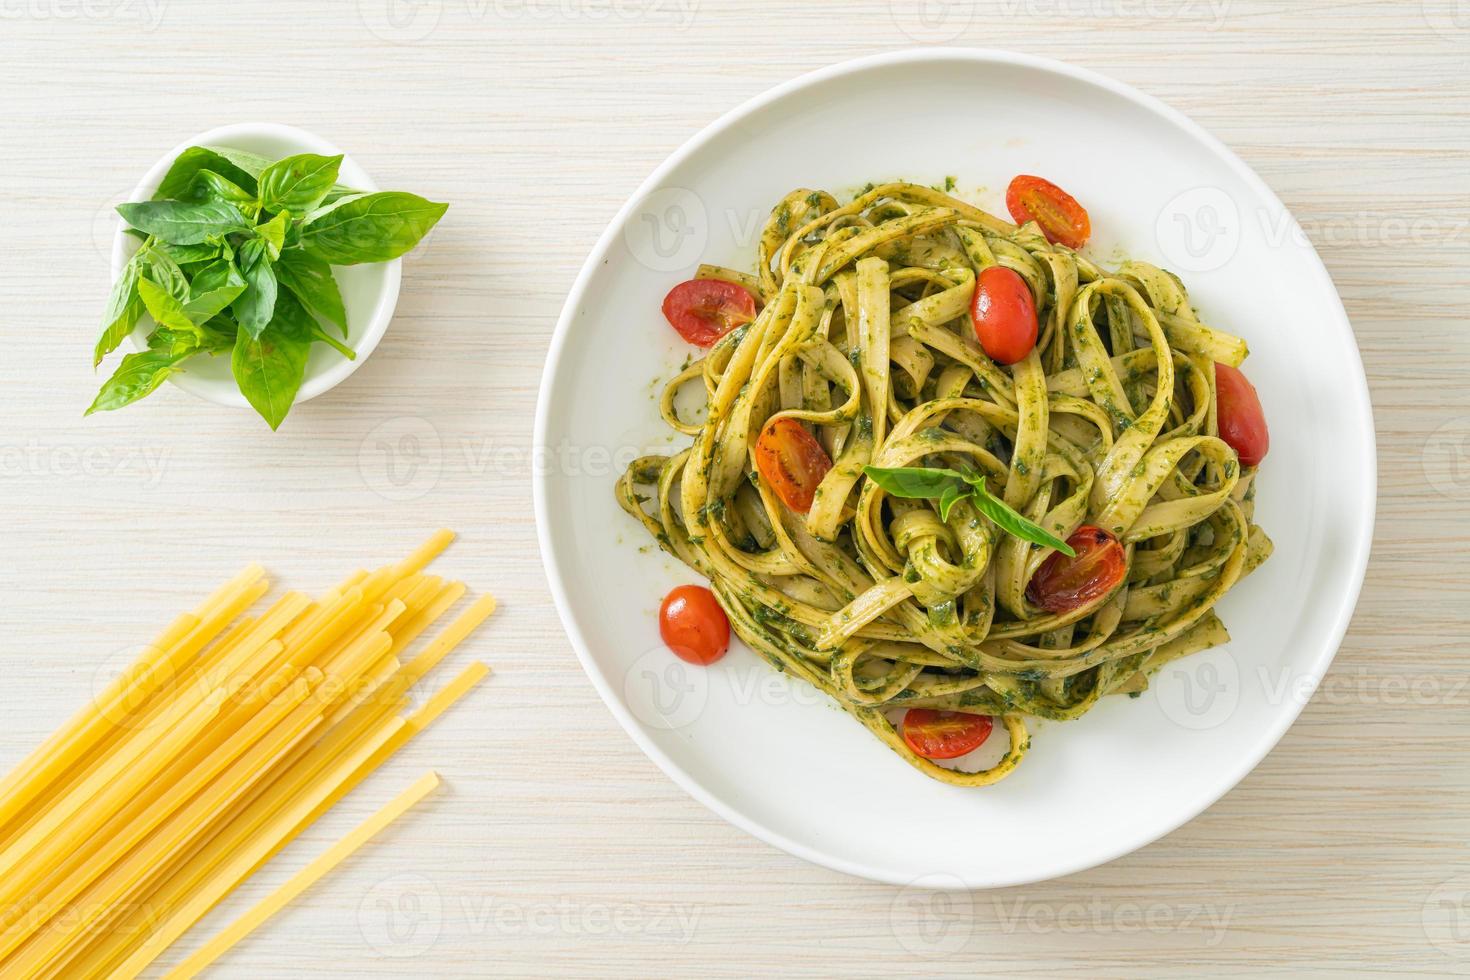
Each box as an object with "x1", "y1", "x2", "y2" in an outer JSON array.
[
  {"x1": 971, "y1": 266, "x2": 1038, "y2": 365},
  {"x1": 661, "y1": 279, "x2": 757, "y2": 347},
  {"x1": 1006, "y1": 175, "x2": 1091, "y2": 250},
  {"x1": 902, "y1": 709, "x2": 994, "y2": 760},
  {"x1": 754, "y1": 417, "x2": 832, "y2": 513},
  {"x1": 659, "y1": 585, "x2": 730, "y2": 665},
  {"x1": 1214, "y1": 363, "x2": 1269, "y2": 467},
  {"x1": 1026, "y1": 525, "x2": 1126, "y2": 614}
]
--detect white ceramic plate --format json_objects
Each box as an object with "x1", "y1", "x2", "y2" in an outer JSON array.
[
  {"x1": 111, "y1": 123, "x2": 402, "y2": 408},
  {"x1": 534, "y1": 49, "x2": 1375, "y2": 888}
]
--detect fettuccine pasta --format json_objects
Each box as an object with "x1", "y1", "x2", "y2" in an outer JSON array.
[{"x1": 618, "y1": 180, "x2": 1272, "y2": 785}]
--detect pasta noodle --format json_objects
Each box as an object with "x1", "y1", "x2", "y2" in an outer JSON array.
[
  {"x1": 619, "y1": 182, "x2": 1272, "y2": 786},
  {"x1": 0, "y1": 531, "x2": 494, "y2": 976},
  {"x1": 164, "y1": 772, "x2": 443, "y2": 980}
]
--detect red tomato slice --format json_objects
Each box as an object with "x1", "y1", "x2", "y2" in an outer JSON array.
[
  {"x1": 659, "y1": 585, "x2": 730, "y2": 665},
  {"x1": 1215, "y1": 363, "x2": 1269, "y2": 467},
  {"x1": 1006, "y1": 175, "x2": 1091, "y2": 250},
  {"x1": 1026, "y1": 525, "x2": 1126, "y2": 614},
  {"x1": 754, "y1": 417, "x2": 832, "y2": 513},
  {"x1": 971, "y1": 266, "x2": 1038, "y2": 365},
  {"x1": 902, "y1": 709, "x2": 994, "y2": 760},
  {"x1": 661, "y1": 279, "x2": 757, "y2": 347}
]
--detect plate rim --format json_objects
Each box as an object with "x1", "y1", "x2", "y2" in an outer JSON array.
[{"x1": 532, "y1": 46, "x2": 1377, "y2": 888}]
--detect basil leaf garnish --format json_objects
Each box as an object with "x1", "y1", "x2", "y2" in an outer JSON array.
[
  {"x1": 231, "y1": 289, "x2": 313, "y2": 430},
  {"x1": 275, "y1": 248, "x2": 348, "y2": 336},
  {"x1": 300, "y1": 191, "x2": 447, "y2": 265},
  {"x1": 94, "y1": 258, "x2": 144, "y2": 367},
  {"x1": 116, "y1": 199, "x2": 251, "y2": 245},
  {"x1": 184, "y1": 169, "x2": 255, "y2": 206},
  {"x1": 86, "y1": 347, "x2": 194, "y2": 415},
  {"x1": 964, "y1": 479, "x2": 1075, "y2": 556},
  {"x1": 154, "y1": 146, "x2": 259, "y2": 200},
  {"x1": 231, "y1": 238, "x2": 278, "y2": 339},
  {"x1": 863, "y1": 464, "x2": 1076, "y2": 557},
  {"x1": 937, "y1": 483, "x2": 966, "y2": 523},
  {"x1": 151, "y1": 239, "x2": 222, "y2": 265},
  {"x1": 258, "y1": 153, "x2": 343, "y2": 214},
  {"x1": 137, "y1": 277, "x2": 199, "y2": 336},
  {"x1": 254, "y1": 211, "x2": 290, "y2": 260},
  {"x1": 862, "y1": 465, "x2": 969, "y2": 499}
]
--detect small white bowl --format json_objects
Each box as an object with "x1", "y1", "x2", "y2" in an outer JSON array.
[{"x1": 110, "y1": 122, "x2": 402, "y2": 408}]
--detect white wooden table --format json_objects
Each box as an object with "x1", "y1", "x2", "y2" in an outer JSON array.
[{"x1": 1, "y1": 2, "x2": 1467, "y2": 975}]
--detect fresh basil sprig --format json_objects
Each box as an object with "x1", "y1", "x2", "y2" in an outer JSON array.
[
  {"x1": 92, "y1": 146, "x2": 448, "y2": 429},
  {"x1": 863, "y1": 465, "x2": 1076, "y2": 557}
]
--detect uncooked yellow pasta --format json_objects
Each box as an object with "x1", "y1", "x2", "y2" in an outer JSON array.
[{"x1": 0, "y1": 531, "x2": 494, "y2": 977}]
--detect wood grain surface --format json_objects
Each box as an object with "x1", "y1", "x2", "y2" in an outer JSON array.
[{"x1": 0, "y1": 1, "x2": 1466, "y2": 976}]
